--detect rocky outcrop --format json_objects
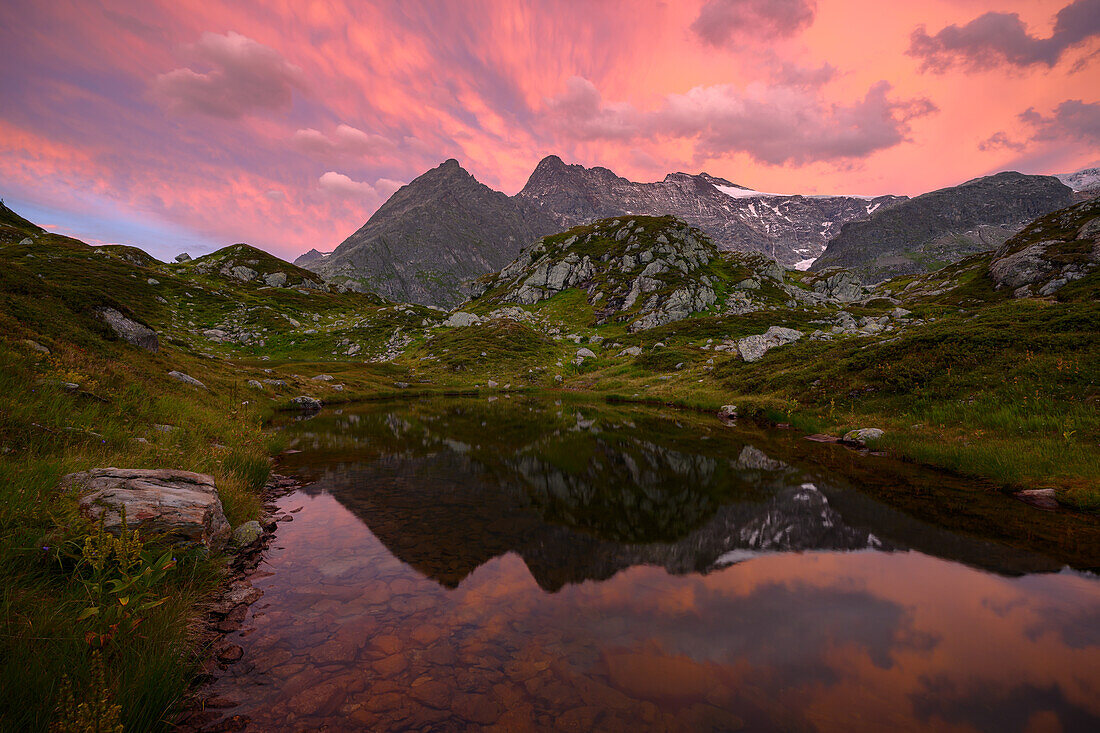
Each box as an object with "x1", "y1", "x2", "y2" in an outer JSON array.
[
  {"x1": 735, "y1": 326, "x2": 803, "y2": 362},
  {"x1": 988, "y1": 199, "x2": 1100, "y2": 297},
  {"x1": 804, "y1": 269, "x2": 867, "y2": 302},
  {"x1": 65, "y1": 468, "x2": 231, "y2": 551},
  {"x1": 475, "y1": 216, "x2": 720, "y2": 332},
  {"x1": 813, "y1": 172, "x2": 1074, "y2": 283},
  {"x1": 305, "y1": 160, "x2": 556, "y2": 307},
  {"x1": 95, "y1": 307, "x2": 159, "y2": 352}
]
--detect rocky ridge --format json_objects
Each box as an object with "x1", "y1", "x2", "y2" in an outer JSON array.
[
  {"x1": 812, "y1": 171, "x2": 1074, "y2": 283},
  {"x1": 516, "y1": 155, "x2": 905, "y2": 268}
]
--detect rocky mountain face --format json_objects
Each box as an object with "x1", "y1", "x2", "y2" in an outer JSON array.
[
  {"x1": 515, "y1": 155, "x2": 905, "y2": 268},
  {"x1": 988, "y1": 197, "x2": 1100, "y2": 298},
  {"x1": 300, "y1": 160, "x2": 556, "y2": 307},
  {"x1": 811, "y1": 172, "x2": 1074, "y2": 283}
]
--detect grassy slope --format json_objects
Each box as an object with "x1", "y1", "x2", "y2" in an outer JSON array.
[{"x1": 0, "y1": 224, "x2": 423, "y2": 729}]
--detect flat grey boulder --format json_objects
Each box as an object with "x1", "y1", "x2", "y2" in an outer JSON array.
[
  {"x1": 444, "y1": 311, "x2": 483, "y2": 327},
  {"x1": 291, "y1": 395, "x2": 323, "y2": 411},
  {"x1": 842, "y1": 428, "x2": 885, "y2": 446},
  {"x1": 736, "y1": 326, "x2": 803, "y2": 362},
  {"x1": 175, "y1": 253, "x2": 192, "y2": 262},
  {"x1": 263, "y1": 272, "x2": 287, "y2": 287},
  {"x1": 96, "y1": 307, "x2": 159, "y2": 352},
  {"x1": 168, "y1": 371, "x2": 206, "y2": 389},
  {"x1": 65, "y1": 468, "x2": 230, "y2": 551}
]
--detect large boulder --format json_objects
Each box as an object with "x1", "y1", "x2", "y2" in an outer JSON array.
[
  {"x1": 444, "y1": 311, "x2": 483, "y2": 327},
  {"x1": 96, "y1": 307, "x2": 159, "y2": 352},
  {"x1": 65, "y1": 468, "x2": 230, "y2": 551},
  {"x1": 292, "y1": 395, "x2": 323, "y2": 411}
]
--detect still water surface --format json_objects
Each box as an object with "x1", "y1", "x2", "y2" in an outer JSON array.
[{"x1": 203, "y1": 398, "x2": 1100, "y2": 732}]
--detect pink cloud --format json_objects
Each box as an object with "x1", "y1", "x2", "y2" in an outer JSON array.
[
  {"x1": 909, "y1": 0, "x2": 1100, "y2": 72},
  {"x1": 317, "y1": 171, "x2": 404, "y2": 200},
  {"x1": 544, "y1": 77, "x2": 938, "y2": 166},
  {"x1": 152, "y1": 31, "x2": 304, "y2": 118},
  {"x1": 292, "y1": 124, "x2": 395, "y2": 156},
  {"x1": 691, "y1": 0, "x2": 818, "y2": 46}
]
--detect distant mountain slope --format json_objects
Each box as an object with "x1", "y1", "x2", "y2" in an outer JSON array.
[
  {"x1": 1056, "y1": 167, "x2": 1100, "y2": 201},
  {"x1": 515, "y1": 155, "x2": 905, "y2": 267},
  {"x1": 811, "y1": 172, "x2": 1074, "y2": 282},
  {"x1": 293, "y1": 248, "x2": 330, "y2": 267},
  {"x1": 303, "y1": 160, "x2": 556, "y2": 307}
]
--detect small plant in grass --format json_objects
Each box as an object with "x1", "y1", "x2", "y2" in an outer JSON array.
[
  {"x1": 66, "y1": 508, "x2": 176, "y2": 648},
  {"x1": 50, "y1": 649, "x2": 123, "y2": 733}
]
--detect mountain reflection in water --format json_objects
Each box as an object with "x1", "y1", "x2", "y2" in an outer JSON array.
[{"x1": 198, "y1": 398, "x2": 1100, "y2": 732}]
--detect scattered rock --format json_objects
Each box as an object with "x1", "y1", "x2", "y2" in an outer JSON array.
[
  {"x1": 168, "y1": 371, "x2": 207, "y2": 389},
  {"x1": 175, "y1": 253, "x2": 192, "y2": 262},
  {"x1": 291, "y1": 396, "x2": 322, "y2": 411},
  {"x1": 1016, "y1": 488, "x2": 1059, "y2": 510},
  {"x1": 231, "y1": 521, "x2": 263, "y2": 548},
  {"x1": 717, "y1": 404, "x2": 737, "y2": 420},
  {"x1": 22, "y1": 339, "x2": 50, "y2": 354},
  {"x1": 842, "y1": 428, "x2": 885, "y2": 446},
  {"x1": 65, "y1": 468, "x2": 230, "y2": 551}
]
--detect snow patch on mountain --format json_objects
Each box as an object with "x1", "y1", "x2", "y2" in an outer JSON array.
[{"x1": 1056, "y1": 167, "x2": 1100, "y2": 192}]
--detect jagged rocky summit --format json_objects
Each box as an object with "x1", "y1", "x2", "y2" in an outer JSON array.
[
  {"x1": 300, "y1": 159, "x2": 556, "y2": 307},
  {"x1": 812, "y1": 171, "x2": 1074, "y2": 283}
]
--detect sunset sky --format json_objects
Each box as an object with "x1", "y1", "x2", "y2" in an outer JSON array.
[{"x1": 1, "y1": 0, "x2": 1098, "y2": 261}]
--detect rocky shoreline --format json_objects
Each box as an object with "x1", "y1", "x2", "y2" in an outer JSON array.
[{"x1": 173, "y1": 473, "x2": 305, "y2": 733}]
